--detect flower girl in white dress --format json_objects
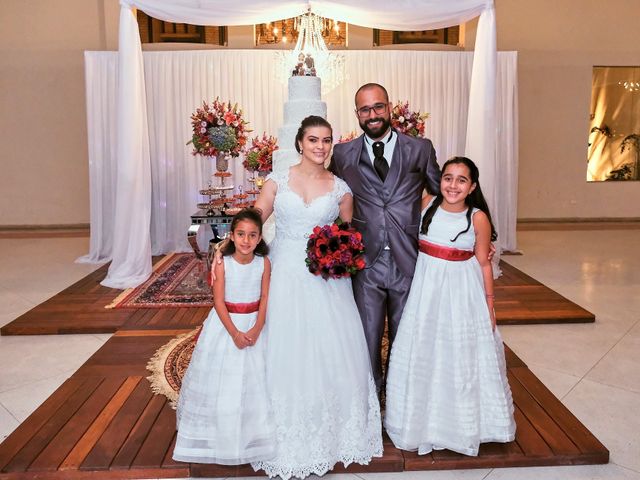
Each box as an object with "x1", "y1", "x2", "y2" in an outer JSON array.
[
  {"x1": 173, "y1": 208, "x2": 275, "y2": 464},
  {"x1": 385, "y1": 157, "x2": 516, "y2": 457}
]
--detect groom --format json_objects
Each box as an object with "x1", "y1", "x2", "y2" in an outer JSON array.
[{"x1": 329, "y1": 83, "x2": 441, "y2": 392}]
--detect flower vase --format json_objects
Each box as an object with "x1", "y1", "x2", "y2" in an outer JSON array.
[
  {"x1": 255, "y1": 170, "x2": 268, "y2": 190},
  {"x1": 212, "y1": 152, "x2": 234, "y2": 212},
  {"x1": 216, "y1": 152, "x2": 229, "y2": 180}
]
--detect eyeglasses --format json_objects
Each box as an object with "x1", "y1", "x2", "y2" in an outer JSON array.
[{"x1": 356, "y1": 102, "x2": 388, "y2": 118}]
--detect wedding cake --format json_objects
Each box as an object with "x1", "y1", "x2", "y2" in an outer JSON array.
[{"x1": 272, "y1": 76, "x2": 327, "y2": 173}]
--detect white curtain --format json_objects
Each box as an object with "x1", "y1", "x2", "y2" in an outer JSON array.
[
  {"x1": 125, "y1": 0, "x2": 490, "y2": 31},
  {"x1": 495, "y1": 52, "x2": 518, "y2": 252},
  {"x1": 144, "y1": 51, "x2": 281, "y2": 254},
  {"x1": 84, "y1": 49, "x2": 518, "y2": 264},
  {"x1": 100, "y1": 0, "x2": 498, "y2": 287},
  {"x1": 78, "y1": 51, "x2": 118, "y2": 264},
  {"x1": 97, "y1": 5, "x2": 152, "y2": 288}
]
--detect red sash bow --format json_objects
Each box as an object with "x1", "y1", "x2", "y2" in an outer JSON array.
[{"x1": 419, "y1": 240, "x2": 474, "y2": 261}]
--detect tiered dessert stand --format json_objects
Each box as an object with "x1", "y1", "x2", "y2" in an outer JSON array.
[{"x1": 188, "y1": 152, "x2": 235, "y2": 270}]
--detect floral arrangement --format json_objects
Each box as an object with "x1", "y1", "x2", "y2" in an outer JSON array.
[
  {"x1": 338, "y1": 131, "x2": 358, "y2": 143},
  {"x1": 188, "y1": 98, "x2": 251, "y2": 157},
  {"x1": 391, "y1": 101, "x2": 429, "y2": 138},
  {"x1": 305, "y1": 223, "x2": 366, "y2": 280},
  {"x1": 243, "y1": 133, "x2": 278, "y2": 173}
]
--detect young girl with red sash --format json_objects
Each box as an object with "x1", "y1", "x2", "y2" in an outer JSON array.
[
  {"x1": 174, "y1": 208, "x2": 275, "y2": 464},
  {"x1": 384, "y1": 157, "x2": 516, "y2": 457}
]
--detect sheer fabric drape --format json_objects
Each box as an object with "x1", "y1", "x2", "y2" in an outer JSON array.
[
  {"x1": 96, "y1": 5, "x2": 152, "y2": 288},
  {"x1": 77, "y1": 52, "x2": 118, "y2": 264},
  {"x1": 83, "y1": 49, "x2": 518, "y2": 265},
  {"x1": 101, "y1": 0, "x2": 498, "y2": 288},
  {"x1": 122, "y1": 0, "x2": 490, "y2": 30}
]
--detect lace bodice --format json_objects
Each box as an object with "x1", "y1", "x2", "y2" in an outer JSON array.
[{"x1": 267, "y1": 168, "x2": 352, "y2": 242}]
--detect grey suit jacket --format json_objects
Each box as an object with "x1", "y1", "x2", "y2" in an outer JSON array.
[{"x1": 329, "y1": 131, "x2": 440, "y2": 277}]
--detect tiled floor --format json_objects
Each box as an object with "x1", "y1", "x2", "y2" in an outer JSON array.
[
  {"x1": 0, "y1": 237, "x2": 109, "y2": 443},
  {"x1": 0, "y1": 230, "x2": 639, "y2": 480}
]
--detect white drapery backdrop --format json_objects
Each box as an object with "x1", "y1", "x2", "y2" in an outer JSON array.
[
  {"x1": 82, "y1": 49, "x2": 518, "y2": 265},
  {"x1": 94, "y1": 0, "x2": 503, "y2": 288}
]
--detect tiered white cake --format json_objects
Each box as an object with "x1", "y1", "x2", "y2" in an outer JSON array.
[{"x1": 272, "y1": 76, "x2": 327, "y2": 173}]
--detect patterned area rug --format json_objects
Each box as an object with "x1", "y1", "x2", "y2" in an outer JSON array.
[
  {"x1": 106, "y1": 253, "x2": 213, "y2": 309},
  {"x1": 147, "y1": 327, "x2": 200, "y2": 408},
  {"x1": 146, "y1": 325, "x2": 390, "y2": 408}
]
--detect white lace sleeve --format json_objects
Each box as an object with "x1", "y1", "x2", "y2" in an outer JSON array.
[
  {"x1": 266, "y1": 170, "x2": 285, "y2": 190},
  {"x1": 333, "y1": 176, "x2": 352, "y2": 200}
]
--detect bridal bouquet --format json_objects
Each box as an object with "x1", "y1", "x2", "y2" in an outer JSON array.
[
  {"x1": 188, "y1": 98, "x2": 251, "y2": 157},
  {"x1": 391, "y1": 100, "x2": 429, "y2": 138},
  {"x1": 243, "y1": 133, "x2": 278, "y2": 173},
  {"x1": 305, "y1": 223, "x2": 366, "y2": 280}
]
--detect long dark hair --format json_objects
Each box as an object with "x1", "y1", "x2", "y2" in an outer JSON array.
[
  {"x1": 220, "y1": 207, "x2": 269, "y2": 256},
  {"x1": 420, "y1": 157, "x2": 497, "y2": 242},
  {"x1": 295, "y1": 115, "x2": 333, "y2": 153}
]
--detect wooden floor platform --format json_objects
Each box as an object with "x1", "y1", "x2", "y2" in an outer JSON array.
[
  {"x1": 0, "y1": 329, "x2": 608, "y2": 479},
  {"x1": 0, "y1": 259, "x2": 594, "y2": 337},
  {"x1": 0, "y1": 255, "x2": 605, "y2": 478},
  {"x1": 495, "y1": 262, "x2": 595, "y2": 325}
]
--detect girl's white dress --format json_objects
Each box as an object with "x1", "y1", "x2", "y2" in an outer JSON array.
[
  {"x1": 251, "y1": 168, "x2": 382, "y2": 479},
  {"x1": 174, "y1": 255, "x2": 275, "y2": 464},
  {"x1": 384, "y1": 206, "x2": 516, "y2": 456}
]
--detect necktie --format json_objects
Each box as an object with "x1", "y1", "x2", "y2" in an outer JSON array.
[{"x1": 372, "y1": 141, "x2": 389, "y2": 181}]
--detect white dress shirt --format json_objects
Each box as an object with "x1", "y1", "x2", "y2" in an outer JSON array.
[{"x1": 364, "y1": 129, "x2": 397, "y2": 167}]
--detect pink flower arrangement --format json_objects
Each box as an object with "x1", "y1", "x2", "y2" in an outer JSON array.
[
  {"x1": 391, "y1": 101, "x2": 429, "y2": 138},
  {"x1": 243, "y1": 133, "x2": 278, "y2": 173},
  {"x1": 188, "y1": 98, "x2": 251, "y2": 157},
  {"x1": 305, "y1": 223, "x2": 366, "y2": 280}
]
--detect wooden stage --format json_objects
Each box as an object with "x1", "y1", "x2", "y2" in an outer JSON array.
[
  {"x1": 0, "y1": 259, "x2": 607, "y2": 479},
  {"x1": 0, "y1": 260, "x2": 595, "y2": 337}
]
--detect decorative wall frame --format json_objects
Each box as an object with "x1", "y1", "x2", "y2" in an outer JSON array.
[{"x1": 588, "y1": 66, "x2": 640, "y2": 181}]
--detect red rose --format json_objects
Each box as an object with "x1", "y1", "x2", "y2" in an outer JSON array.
[{"x1": 305, "y1": 222, "x2": 367, "y2": 280}]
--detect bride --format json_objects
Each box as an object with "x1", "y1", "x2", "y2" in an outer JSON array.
[{"x1": 251, "y1": 116, "x2": 382, "y2": 478}]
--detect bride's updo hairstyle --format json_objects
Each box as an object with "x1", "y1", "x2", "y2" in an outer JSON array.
[{"x1": 295, "y1": 115, "x2": 333, "y2": 154}]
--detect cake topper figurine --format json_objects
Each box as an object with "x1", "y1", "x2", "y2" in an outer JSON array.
[
  {"x1": 292, "y1": 52, "x2": 316, "y2": 77},
  {"x1": 305, "y1": 53, "x2": 315, "y2": 69}
]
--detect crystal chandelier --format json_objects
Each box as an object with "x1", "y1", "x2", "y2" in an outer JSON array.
[
  {"x1": 275, "y1": 10, "x2": 346, "y2": 93},
  {"x1": 618, "y1": 80, "x2": 640, "y2": 92}
]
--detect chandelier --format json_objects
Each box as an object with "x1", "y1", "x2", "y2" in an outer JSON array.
[
  {"x1": 275, "y1": 11, "x2": 346, "y2": 93},
  {"x1": 618, "y1": 80, "x2": 640, "y2": 92}
]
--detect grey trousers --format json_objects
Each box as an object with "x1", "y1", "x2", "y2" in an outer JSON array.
[{"x1": 352, "y1": 250, "x2": 413, "y2": 392}]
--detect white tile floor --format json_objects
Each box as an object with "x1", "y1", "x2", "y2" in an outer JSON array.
[{"x1": 0, "y1": 230, "x2": 639, "y2": 480}]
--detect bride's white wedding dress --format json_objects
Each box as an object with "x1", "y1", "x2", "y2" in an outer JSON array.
[{"x1": 251, "y1": 167, "x2": 382, "y2": 479}]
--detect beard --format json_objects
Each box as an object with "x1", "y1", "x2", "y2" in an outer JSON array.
[{"x1": 359, "y1": 115, "x2": 391, "y2": 140}]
